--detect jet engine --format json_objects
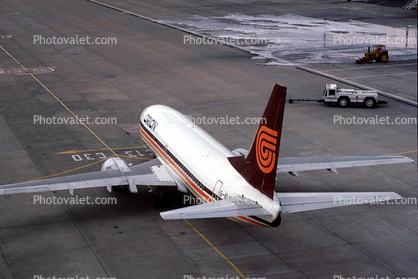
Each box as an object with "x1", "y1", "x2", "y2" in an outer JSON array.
[{"x1": 101, "y1": 157, "x2": 131, "y2": 172}]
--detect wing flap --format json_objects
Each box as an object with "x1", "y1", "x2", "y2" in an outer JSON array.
[
  {"x1": 160, "y1": 197, "x2": 271, "y2": 220},
  {"x1": 277, "y1": 192, "x2": 402, "y2": 213}
]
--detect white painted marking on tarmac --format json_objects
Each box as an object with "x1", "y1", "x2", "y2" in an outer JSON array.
[
  {"x1": 348, "y1": 72, "x2": 417, "y2": 79},
  {"x1": 319, "y1": 63, "x2": 418, "y2": 72}
]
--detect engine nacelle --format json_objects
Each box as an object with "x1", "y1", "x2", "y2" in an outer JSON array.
[
  {"x1": 101, "y1": 158, "x2": 131, "y2": 172},
  {"x1": 177, "y1": 183, "x2": 189, "y2": 193},
  {"x1": 271, "y1": 212, "x2": 282, "y2": 227}
]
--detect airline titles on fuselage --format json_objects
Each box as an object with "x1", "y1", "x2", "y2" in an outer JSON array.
[{"x1": 144, "y1": 114, "x2": 159, "y2": 131}]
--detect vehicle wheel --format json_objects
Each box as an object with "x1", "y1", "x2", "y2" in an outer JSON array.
[
  {"x1": 162, "y1": 193, "x2": 171, "y2": 207},
  {"x1": 367, "y1": 58, "x2": 372, "y2": 64},
  {"x1": 152, "y1": 194, "x2": 163, "y2": 208},
  {"x1": 113, "y1": 185, "x2": 128, "y2": 192},
  {"x1": 364, "y1": 98, "x2": 376, "y2": 108},
  {"x1": 338, "y1": 97, "x2": 350, "y2": 107},
  {"x1": 380, "y1": 53, "x2": 388, "y2": 63}
]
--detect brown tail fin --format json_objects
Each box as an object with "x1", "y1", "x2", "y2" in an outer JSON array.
[{"x1": 228, "y1": 84, "x2": 286, "y2": 199}]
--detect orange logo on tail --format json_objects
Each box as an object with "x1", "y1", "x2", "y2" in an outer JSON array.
[{"x1": 256, "y1": 126, "x2": 278, "y2": 173}]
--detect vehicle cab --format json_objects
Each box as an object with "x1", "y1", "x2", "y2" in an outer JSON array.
[{"x1": 323, "y1": 84, "x2": 337, "y2": 100}]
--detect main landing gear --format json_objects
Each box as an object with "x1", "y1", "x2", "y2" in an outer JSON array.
[{"x1": 151, "y1": 187, "x2": 171, "y2": 208}]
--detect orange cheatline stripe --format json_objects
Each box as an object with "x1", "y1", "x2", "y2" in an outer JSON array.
[
  {"x1": 0, "y1": 45, "x2": 119, "y2": 159},
  {"x1": 238, "y1": 216, "x2": 269, "y2": 227},
  {"x1": 143, "y1": 124, "x2": 250, "y2": 276},
  {"x1": 229, "y1": 216, "x2": 269, "y2": 227},
  {"x1": 141, "y1": 128, "x2": 212, "y2": 202},
  {"x1": 141, "y1": 125, "x2": 272, "y2": 227},
  {"x1": 140, "y1": 125, "x2": 214, "y2": 202}
]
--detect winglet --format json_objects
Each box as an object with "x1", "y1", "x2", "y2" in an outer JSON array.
[{"x1": 228, "y1": 84, "x2": 287, "y2": 199}]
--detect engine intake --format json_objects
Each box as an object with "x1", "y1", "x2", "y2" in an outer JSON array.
[{"x1": 101, "y1": 158, "x2": 131, "y2": 172}]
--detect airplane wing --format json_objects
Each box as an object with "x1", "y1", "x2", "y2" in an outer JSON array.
[
  {"x1": 277, "y1": 192, "x2": 402, "y2": 213},
  {"x1": 0, "y1": 158, "x2": 176, "y2": 195},
  {"x1": 276, "y1": 156, "x2": 415, "y2": 175},
  {"x1": 160, "y1": 197, "x2": 271, "y2": 220},
  {"x1": 232, "y1": 149, "x2": 415, "y2": 177}
]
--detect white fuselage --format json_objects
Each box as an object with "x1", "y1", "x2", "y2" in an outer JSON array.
[{"x1": 139, "y1": 105, "x2": 281, "y2": 226}]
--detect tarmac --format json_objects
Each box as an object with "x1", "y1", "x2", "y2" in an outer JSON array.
[{"x1": 0, "y1": 0, "x2": 416, "y2": 278}]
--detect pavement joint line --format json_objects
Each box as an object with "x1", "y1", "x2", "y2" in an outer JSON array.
[
  {"x1": 318, "y1": 62, "x2": 418, "y2": 72},
  {"x1": 184, "y1": 219, "x2": 248, "y2": 279},
  {"x1": 118, "y1": 154, "x2": 151, "y2": 160},
  {"x1": 87, "y1": 0, "x2": 295, "y2": 66},
  {"x1": 0, "y1": 44, "x2": 120, "y2": 158},
  {"x1": 296, "y1": 65, "x2": 418, "y2": 107},
  {"x1": 54, "y1": 145, "x2": 146, "y2": 154},
  {"x1": 382, "y1": 150, "x2": 417, "y2": 156},
  {"x1": 24, "y1": 156, "x2": 115, "y2": 182},
  {"x1": 1, "y1": 40, "x2": 247, "y2": 277},
  {"x1": 86, "y1": 0, "x2": 257, "y2": 56},
  {"x1": 87, "y1": 1, "x2": 417, "y2": 75},
  {"x1": 348, "y1": 71, "x2": 417, "y2": 79},
  {"x1": 0, "y1": 66, "x2": 57, "y2": 71},
  {"x1": 87, "y1": 0, "x2": 298, "y2": 66}
]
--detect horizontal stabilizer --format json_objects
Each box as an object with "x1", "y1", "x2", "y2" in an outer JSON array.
[
  {"x1": 277, "y1": 192, "x2": 402, "y2": 214},
  {"x1": 160, "y1": 197, "x2": 271, "y2": 220}
]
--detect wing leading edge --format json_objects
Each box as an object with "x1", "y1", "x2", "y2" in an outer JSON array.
[
  {"x1": 274, "y1": 156, "x2": 412, "y2": 213},
  {"x1": 232, "y1": 149, "x2": 415, "y2": 176},
  {"x1": 277, "y1": 155, "x2": 415, "y2": 174},
  {"x1": 0, "y1": 159, "x2": 176, "y2": 195}
]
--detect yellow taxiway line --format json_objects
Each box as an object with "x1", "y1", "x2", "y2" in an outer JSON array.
[{"x1": 0, "y1": 45, "x2": 119, "y2": 159}]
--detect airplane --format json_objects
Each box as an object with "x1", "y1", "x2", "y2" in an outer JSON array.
[{"x1": 0, "y1": 84, "x2": 414, "y2": 227}]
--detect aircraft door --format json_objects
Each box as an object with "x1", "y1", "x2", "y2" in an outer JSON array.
[{"x1": 212, "y1": 180, "x2": 223, "y2": 200}]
